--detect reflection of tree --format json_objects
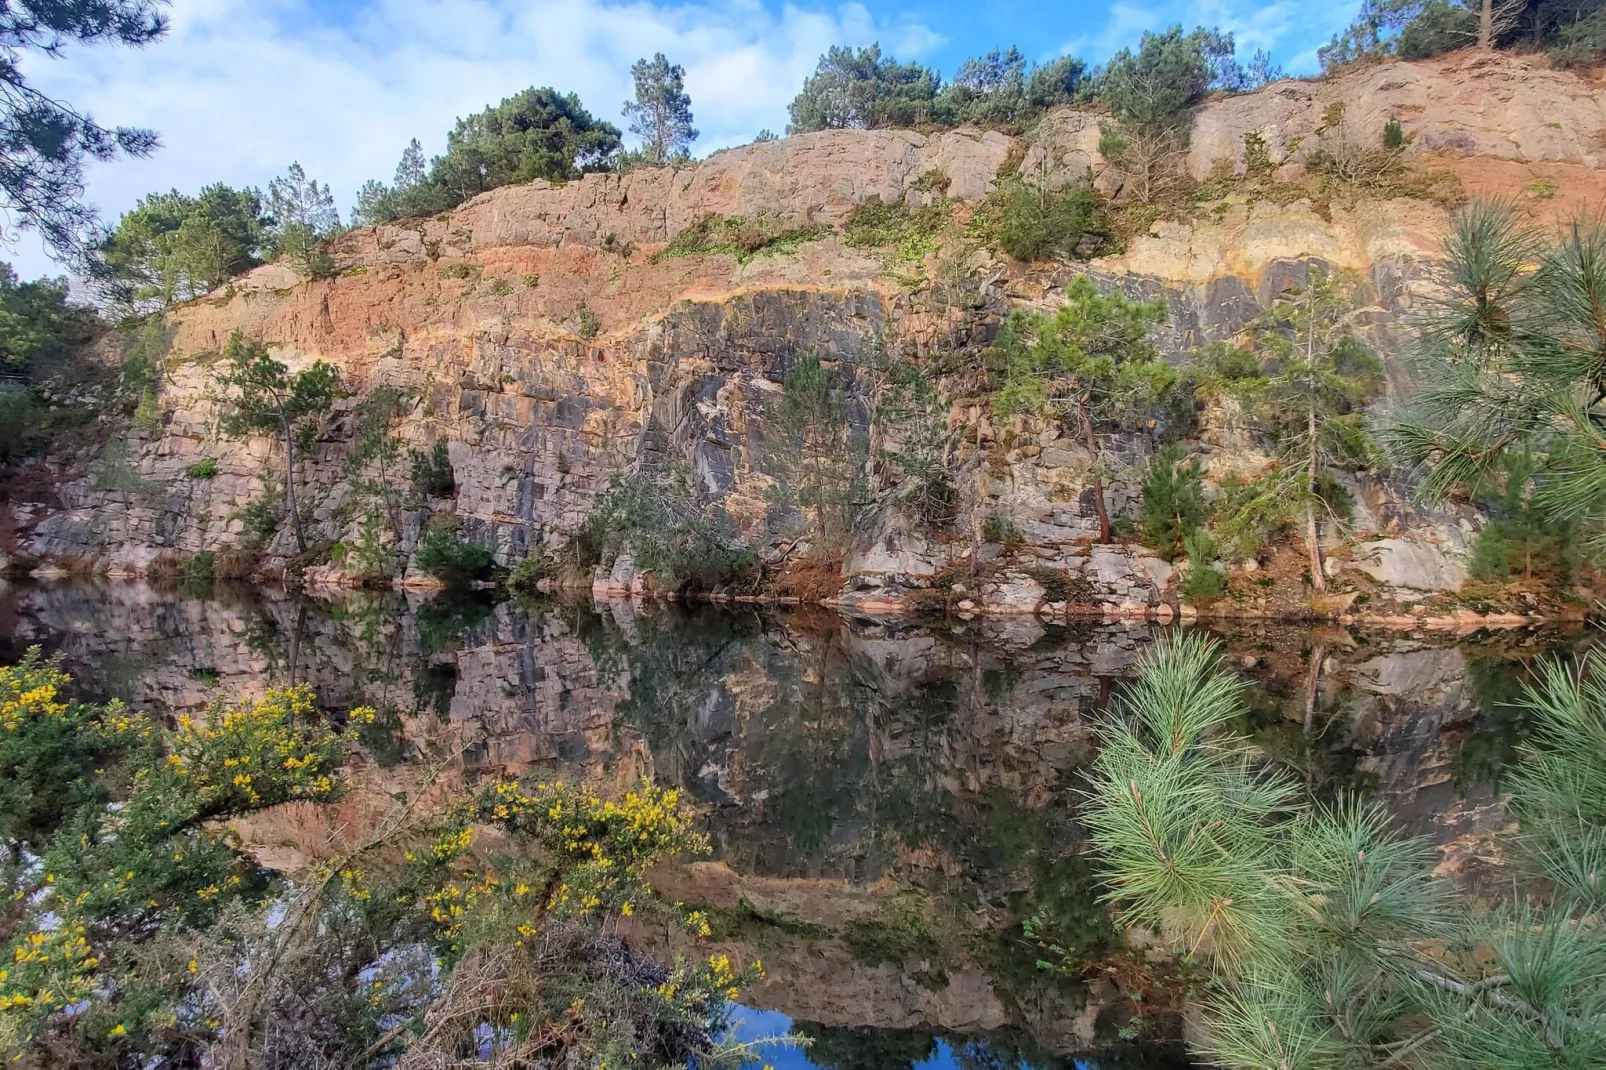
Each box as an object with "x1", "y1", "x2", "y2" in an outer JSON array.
[
  {"x1": 415, "y1": 590, "x2": 500, "y2": 652},
  {"x1": 759, "y1": 634, "x2": 872, "y2": 859},
  {"x1": 587, "y1": 605, "x2": 763, "y2": 787},
  {"x1": 790, "y1": 1023, "x2": 935, "y2": 1070},
  {"x1": 1454, "y1": 639, "x2": 1575, "y2": 793}
]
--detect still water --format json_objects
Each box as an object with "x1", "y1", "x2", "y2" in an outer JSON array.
[{"x1": 0, "y1": 580, "x2": 1579, "y2": 1070}]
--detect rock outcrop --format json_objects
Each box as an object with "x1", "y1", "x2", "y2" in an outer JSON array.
[{"x1": 10, "y1": 50, "x2": 1606, "y2": 612}]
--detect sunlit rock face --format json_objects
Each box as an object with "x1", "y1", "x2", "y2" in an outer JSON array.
[{"x1": 14, "y1": 51, "x2": 1606, "y2": 610}]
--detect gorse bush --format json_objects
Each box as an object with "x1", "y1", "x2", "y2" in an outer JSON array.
[
  {"x1": 1084, "y1": 634, "x2": 1606, "y2": 1070},
  {"x1": 0, "y1": 651, "x2": 764, "y2": 1067},
  {"x1": 972, "y1": 173, "x2": 1106, "y2": 262}
]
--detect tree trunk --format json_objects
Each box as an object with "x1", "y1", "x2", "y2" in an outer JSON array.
[
  {"x1": 1480, "y1": 0, "x2": 1493, "y2": 48},
  {"x1": 283, "y1": 425, "x2": 308, "y2": 554},
  {"x1": 1303, "y1": 643, "x2": 1326, "y2": 790},
  {"x1": 1306, "y1": 402, "x2": 1326, "y2": 592},
  {"x1": 1079, "y1": 400, "x2": 1112, "y2": 544}
]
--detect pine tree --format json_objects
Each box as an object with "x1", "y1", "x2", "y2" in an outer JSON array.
[
  {"x1": 265, "y1": 163, "x2": 341, "y2": 278},
  {"x1": 1084, "y1": 633, "x2": 1606, "y2": 1070},
  {"x1": 989, "y1": 277, "x2": 1173, "y2": 543},
  {"x1": 1, "y1": 1, "x2": 168, "y2": 262},
  {"x1": 623, "y1": 53, "x2": 697, "y2": 164},
  {"x1": 214, "y1": 332, "x2": 340, "y2": 554},
  {"x1": 1220, "y1": 270, "x2": 1382, "y2": 589},
  {"x1": 1391, "y1": 202, "x2": 1606, "y2": 554}
]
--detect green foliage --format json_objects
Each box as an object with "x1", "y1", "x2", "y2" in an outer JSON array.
[
  {"x1": 353, "y1": 89, "x2": 621, "y2": 226},
  {"x1": 0, "y1": 0, "x2": 166, "y2": 261},
  {"x1": 214, "y1": 331, "x2": 340, "y2": 553},
  {"x1": 762, "y1": 352, "x2": 868, "y2": 546},
  {"x1": 971, "y1": 172, "x2": 1106, "y2": 262},
  {"x1": 654, "y1": 213, "x2": 827, "y2": 263},
  {"x1": 1210, "y1": 472, "x2": 1295, "y2": 560},
  {"x1": 932, "y1": 47, "x2": 1085, "y2": 127},
  {"x1": 236, "y1": 490, "x2": 283, "y2": 541},
  {"x1": 96, "y1": 184, "x2": 265, "y2": 309},
  {"x1": 1088, "y1": 26, "x2": 1244, "y2": 205},
  {"x1": 841, "y1": 196, "x2": 951, "y2": 261},
  {"x1": 0, "y1": 265, "x2": 97, "y2": 375},
  {"x1": 350, "y1": 139, "x2": 452, "y2": 225},
  {"x1": 0, "y1": 383, "x2": 40, "y2": 463},
  {"x1": 413, "y1": 525, "x2": 495, "y2": 586},
  {"x1": 409, "y1": 438, "x2": 456, "y2": 498},
  {"x1": 506, "y1": 553, "x2": 552, "y2": 593},
  {"x1": 874, "y1": 359, "x2": 956, "y2": 526},
  {"x1": 622, "y1": 52, "x2": 697, "y2": 164},
  {"x1": 345, "y1": 384, "x2": 412, "y2": 544},
  {"x1": 430, "y1": 87, "x2": 622, "y2": 201},
  {"x1": 1321, "y1": 0, "x2": 1480, "y2": 68},
  {"x1": 988, "y1": 276, "x2": 1171, "y2": 542},
  {"x1": 1180, "y1": 530, "x2": 1228, "y2": 601},
  {"x1": 786, "y1": 44, "x2": 941, "y2": 132},
  {"x1": 1140, "y1": 443, "x2": 1208, "y2": 560},
  {"x1": 1213, "y1": 270, "x2": 1381, "y2": 580},
  {"x1": 983, "y1": 513, "x2": 1025, "y2": 549},
  {"x1": 1465, "y1": 453, "x2": 1574, "y2": 586},
  {"x1": 264, "y1": 163, "x2": 341, "y2": 279},
  {"x1": 184, "y1": 457, "x2": 216, "y2": 479},
  {"x1": 574, "y1": 301, "x2": 600, "y2": 339},
  {"x1": 1087, "y1": 634, "x2": 1606, "y2": 1070},
  {"x1": 1090, "y1": 26, "x2": 1243, "y2": 135},
  {"x1": 0, "y1": 649, "x2": 753, "y2": 1068},
  {"x1": 0, "y1": 651, "x2": 140, "y2": 851},
  {"x1": 989, "y1": 276, "x2": 1171, "y2": 422},
  {"x1": 587, "y1": 468, "x2": 756, "y2": 591},
  {"x1": 787, "y1": 42, "x2": 1087, "y2": 135},
  {"x1": 1390, "y1": 203, "x2": 1606, "y2": 557}
]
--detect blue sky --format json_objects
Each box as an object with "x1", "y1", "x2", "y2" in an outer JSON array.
[{"x1": 9, "y1": 0, "x2": 1360, "y2": 281}]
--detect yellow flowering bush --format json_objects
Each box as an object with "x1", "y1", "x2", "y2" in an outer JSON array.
[
  {"x1": 167, "y1": 686, "x2": 348, "y2": 814},
  {"x1": 0, "y1": 649, "x2": 146, "y2": 848},
  {"x1": 0, "y1": 644, "x2": 772, "y2": 1070}
]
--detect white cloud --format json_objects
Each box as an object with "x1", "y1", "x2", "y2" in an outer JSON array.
[{"x1": 6, "y1": 0, "x2": 942, "y2": 280}]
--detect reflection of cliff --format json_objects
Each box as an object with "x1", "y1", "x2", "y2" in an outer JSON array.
[{"x1": 0, "y1": 582, "x2": 1584, "y2": 1052}]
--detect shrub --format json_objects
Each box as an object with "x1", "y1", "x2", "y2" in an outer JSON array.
[
  {"x1": 1140, "y1": 444, "x2": 1207, "y2": 561},
  {"x1": 237, "y1": 494, "x2": 283, "y2": 541},
  {"x1": 842, "y1": 197, "x2": 951, "y2": 260},
  {"x1": 413, "y1": 526, "x2": 494, "y2": 586},
  {"x1": 507, "y1": 554, "x2": 551, "y2": 593},
  {"x1": 1023, "y1": 565, "x2": 1094, "y2": 604},
  {"x1": 983, "y1": 513, "x2": 1025, "y2": 550},
  {"x1": 587, "y1": 471, "x2": 756, "y2": 591},
  {"x1": 409, "y1": 440, "x2": 455, "y2": 498},
  {"x1": 522, "y1": 272, "x2": 540, "y2": 288},
  {"x1": 1179, "y1": 530, "x2": 1227, "y2": 602},
  {"x1": 574, "y1": 301, "x2": 600, "y2": 339},
  {"x1": 973, "y1": 173, "x2": 1106, "y2": 261},
  {"x1": 182, "y1": 551, "x2": 216, "y2": 589},
  {"x1": 185, "y1": 458, "x2": 218, "y2": 479},
  {"x1": 653, "y1": 213, "x2": 826, "y2": 263}
]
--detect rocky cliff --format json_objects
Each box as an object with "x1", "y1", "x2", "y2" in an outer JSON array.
[{"x1": 12, "y1": 50, "x2": 1606, "y2": 615}]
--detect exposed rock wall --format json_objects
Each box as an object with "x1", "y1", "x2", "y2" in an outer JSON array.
[{"x1": 12, "y1": 51, "x2": 1606, "y2": 609}]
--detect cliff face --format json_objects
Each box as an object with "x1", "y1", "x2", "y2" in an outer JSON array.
[{"x1": 13, "y1": 51, "x2": 1606, "y2": 609}]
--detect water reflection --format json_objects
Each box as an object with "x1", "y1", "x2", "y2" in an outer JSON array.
[{"x1": 0, "y1": 579, "x2": 1584, "y2": 1061}]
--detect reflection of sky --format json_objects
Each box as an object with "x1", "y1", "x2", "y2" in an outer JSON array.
[{"x1": 721, "y1": 1006, "x2": 1134, "y2": 1070}]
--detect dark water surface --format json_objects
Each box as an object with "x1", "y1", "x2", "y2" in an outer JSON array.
[{"x1": 0, "y1": 580, "x2": 1582, "y2": 1070}]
